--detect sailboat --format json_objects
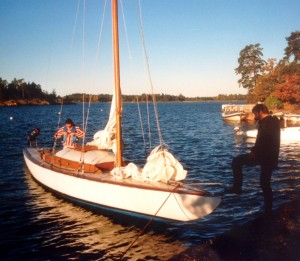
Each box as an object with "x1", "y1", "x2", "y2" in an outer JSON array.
[{"x1": 23, "y1": 0, "x2": 221, "y2": 222}]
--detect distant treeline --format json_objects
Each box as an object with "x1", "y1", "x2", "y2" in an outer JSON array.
[
  {"x1": 0, "y1": 77, "x2": 246, "y2": 105},
  {"x1": 64, "y1": 93, "x2": 247, "y2": 103},
  {"x1": 0, "y1": 78, "x2": 58, "y2": 104}
]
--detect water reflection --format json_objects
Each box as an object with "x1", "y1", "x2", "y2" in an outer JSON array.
[
  {"x1": 2, "y1": 103, "x2": 299, "y2": 260},
  {"x1": 24, "y1": 169, "x2": 189, "y2": 260}
]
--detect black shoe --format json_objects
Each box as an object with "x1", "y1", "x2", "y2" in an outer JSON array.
[{"x1": 224, "y1": 187, "x2": 242, "y2": 195}]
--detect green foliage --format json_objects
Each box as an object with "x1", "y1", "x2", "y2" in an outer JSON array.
[
  {"x1": 251, "y1": 59, "x2": 283, "y2": 102},
  {"x1": 284, "y1": 31, "x2": 300, "y2": 63},
  {"x1": 264, "y1": 95, "x2": 283, "y2": 110},
  {"x1": 278, "y1": 61, "x2": 300, "y2": 75},
  {"x1": 237, "y1": 30, "x2": 300, "y2": 108},
  {"x1": 235, "y1": 44, "x2": 266, "y2": 90},
  {"x1": 0, "y1": 78, "x2": 55, "y2": 102}
]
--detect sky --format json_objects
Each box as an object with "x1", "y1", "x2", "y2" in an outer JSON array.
[{"x1": 0, "y1": 0, "x2": 299, "y2": 97}]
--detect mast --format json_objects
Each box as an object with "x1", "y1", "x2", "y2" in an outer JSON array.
[{"x1": 112, "y1": 0, "x2": 123, "y2": 167}]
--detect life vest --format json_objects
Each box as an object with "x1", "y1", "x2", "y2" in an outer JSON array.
[{"x1": 63, "y1": 126, "x2": 78, "y2": 143}]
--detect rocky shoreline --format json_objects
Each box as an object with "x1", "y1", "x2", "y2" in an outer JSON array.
[
  {"x1": 0, "y1": 99, "x2": 75, "y2": 106},
  {"x1": 172, "y1": 192, "x2": 300, "y2": 261}
]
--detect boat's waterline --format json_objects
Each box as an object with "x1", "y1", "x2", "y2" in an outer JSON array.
[{"x1": 23, "y1": 148, "x2": 221, "y2": 222}]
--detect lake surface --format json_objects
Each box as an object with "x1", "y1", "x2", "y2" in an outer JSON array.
[{"x1": 1, "y1": 102, "x2": 299, "y2": 260}]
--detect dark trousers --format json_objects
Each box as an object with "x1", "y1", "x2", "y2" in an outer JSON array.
[{"x1": 232, "y1": 153, "x2": 273, "y2": 213}]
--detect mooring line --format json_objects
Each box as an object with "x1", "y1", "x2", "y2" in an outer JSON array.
[{"x1": 120, "y1": 184, "x2": 179, "y2": 260}]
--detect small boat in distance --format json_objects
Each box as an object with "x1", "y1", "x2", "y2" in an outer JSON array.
[{"x1": 221, "y1": 104, "x2": 246, "y2": 122}]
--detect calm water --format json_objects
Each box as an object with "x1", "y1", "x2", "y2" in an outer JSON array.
[{"x1": 1, "y1": 102, "x2": 299, "y2": 260}]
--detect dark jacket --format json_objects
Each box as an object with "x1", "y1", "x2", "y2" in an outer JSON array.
[{"x1": 251, "y1": 115, "x2": 280, "y2": 169}]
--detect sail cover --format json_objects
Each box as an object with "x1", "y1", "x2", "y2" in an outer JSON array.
[
  {"x1": 87, "y1": 92, "x2": 118, "y2": 153},
  {"x1": 141, "y1": 145, "x2": 187, "y2": 182},
  {"x1": 111, "y1": 145, "x2": 187, "y2": 182}
]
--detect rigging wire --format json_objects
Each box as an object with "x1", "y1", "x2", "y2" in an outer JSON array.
[
  {"x1": 80, "y1": 0, "x2": 86, "y2": 172},
  {"x1": 82, "y1": 93, "x2": 85, "y2": 137},
  {"x1": 51, "y1": 0, "x2": 81, "y2": 152},
  {"x1": 136, "y1": 97, "x2": 147, "y2": 154},
  {"x1": 52, "y1": 99, "x2": 64, "y2": 154},
  {"x1": 79, "y1": 95, "x2": 92, "y2": 174},
  {"x1": 80, "y1": 93, "x2": 85, "y2": 172},
  {"x1": 79, "y1": 99, "x2": 91, "y2": 169},
  {"x1": 57, "y1": 99, "x2": 64, "y2": 130},
  {"x1": 120, "y1": 0, "x2": 151, "y2": 151},
  {"x1": 82, "y1": 94, "x2": 92, "y2": 162},
  {"x1": 120, "y1": 0, "x2": 136, "y2": 80},
  {"x1": 120, "y1": 184, "x2": 180, "y2": 260},
  {"x1": 146, "y1": 94, "x2": 152, "y2": 150},
  {"x1": 84, "y1": 95, "x2": 92, "y2": 136},
  {"x1": 82, "y1": 0, "x2": 86, "y2": 77},
  {"x1": 136, "y1": 0, "x2": 164, "y2": 147},
  {"x1": 92, "y1": 0, "x2": 107, "y2": 84},
  {"x1": 72, "y1": 0, "x2": 81, "y2": 47}
]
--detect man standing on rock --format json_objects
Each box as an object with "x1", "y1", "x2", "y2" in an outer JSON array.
[{"x1": 226, "y1": 104, "x2": 280, "y2": 215}]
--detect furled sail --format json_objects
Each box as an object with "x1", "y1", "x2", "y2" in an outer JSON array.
[
  {"x1": 141, "y1": 145, "x2": 187, "y2": 182},
  {"x1": 111, "y1": 145, "x2": 187, "y2": 182},
  {"x1": 87, "y1": 93, "x2": 118, "y2": 153}
]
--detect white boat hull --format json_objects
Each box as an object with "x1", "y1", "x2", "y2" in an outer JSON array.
[
  {"x1": 284, "y1": 114, "x2": 300, "y2": 122},
  {"x1": 222, "y1": 112, "x2": 243, "y2": 121},
  {"x1": 23, "y1": 148, "x2": 221, "y2": 221},
  {"x1": 246, "y1": 127, "x2": 300, "y2": 141},
  {"x1": 221, "y1": 104, "x2": 246, "y2": 122}
]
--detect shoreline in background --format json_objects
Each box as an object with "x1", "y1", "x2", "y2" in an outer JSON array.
[
  {"x1": 2, "y1": 100, "x2": 300, "y2": 115},
  {"x1": 0, "y1": 99, "x2": 246, "y2": 106},
  {"x1": 0, "y1": 99, "x2": 75, "y2": 106}
]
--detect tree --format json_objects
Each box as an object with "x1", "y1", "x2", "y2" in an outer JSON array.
[
  {"x1": 11, "y1": 78, "x2": 25, "y2": 99},
  {"x1": 264, "y1": 95, "x2": 283, "y2": 110},
  {"x1": 252, "y1": 59, "x2": 282, "y2": 102},
  {"x1": 273, "y1": 75, "x2": 300, "y2": 104},
  {"x1": 48, "y1": 89, "x2": 57, "y2": 103},
  {"x1": 177, "y1": 94, "x2": 185, "y2": 101},
  {"x1": 284, "y1": 31, "x2": 300, "y2": 63},
  {"x1": 0, "y1": 78, "x2": 8, "y2": 101},
  {"x1": 235, "y1": 44, "x2": 266, "y2": 91}
]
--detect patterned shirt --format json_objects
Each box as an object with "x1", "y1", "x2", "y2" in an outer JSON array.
[{"x1": 55, "y1": 126, "x2": 85, "y2": 148}]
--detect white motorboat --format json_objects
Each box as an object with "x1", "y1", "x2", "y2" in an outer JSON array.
[
  {"x1": 284, "y1": 113, "x2": 300, "y2": 122},
  {"x1": 246, "y1": 127, "x2": 300, "y2": 142},
  {"x1": 221, "y1": 104, "x2": 246, "y2": 122}
]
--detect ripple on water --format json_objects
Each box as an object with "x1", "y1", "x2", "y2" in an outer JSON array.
[{"x1": 0, "y1": 102, "x2": 299, "y2": 259}]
